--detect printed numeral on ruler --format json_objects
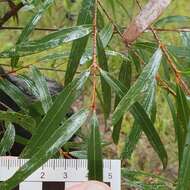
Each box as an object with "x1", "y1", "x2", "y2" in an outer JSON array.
[{"x1": 0, "y1": 158, "x2": 121, "y2": 190}]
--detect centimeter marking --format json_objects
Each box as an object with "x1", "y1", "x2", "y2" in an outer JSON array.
[
  {"x1": 0, "y1": 158, "x2": 121, "y2": 190},
  {"x1": 0, "y1": 159, "x2": 112, "y2": 170}
]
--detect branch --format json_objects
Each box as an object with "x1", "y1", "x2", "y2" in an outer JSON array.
[
  {"x1": 91, "y1": 0, "x2": 98, "y2": 111},
  {"x1": 122, "y1": 0, "x2": 172, "y2": 44},
  {"x1": 135, "y1": 0, "x2": 190, "y2": 96},
  {"x1": 0, "y1": 26, "x2": 58, "y2": 31},
  {"x1": 0, "y1": 2, "x2": 24, "y2": 27}
]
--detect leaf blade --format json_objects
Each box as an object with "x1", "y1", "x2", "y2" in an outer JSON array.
[
  {"x1": 112, "y1": 49, "x2": 162, "y2": 126},
  {"x1": 0, "y1": 123, "x2": 15, "y2": 155},
  {"x1": 64, "y1": 0, "x2": 94, "y2": 85},
  {"x1": 21, "y1": 71, "x2": 90, "y2": 157},
  {"x1": 0, "y1": 109, "x2": 89, "y2": 190},
  {"x1": 88, "y1": 111, "x2": 103, "y2": 181}
]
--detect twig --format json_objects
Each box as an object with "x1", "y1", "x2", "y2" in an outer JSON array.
[
  {"x1": 0, "y1": 63, "x2": 84, "y2": 74},
  {"x1": 91, "y1": 0, "x2": 98, "y2": 111},
  {"x1": 2, "y1": 25, "x2": 190, "y2": 33},
  {"x1": 0, "y1": 2, "x2": 24, "y2": 27},
  {"x1": 148, "y1": 28, "x2": 190, "y2": 33},
  {"x1": 136, "y1": 0, "x2": 190, "y2": 95},
  {"x1": 98, "y1": 0, "x2": 146, "y2": 67},
  {"x1": 98, "y1": 0, "x2": 123, "y2": 37},
  {"x1": 98, "y1": 0, "x2": 178, "y2": 97},
  {"x1": 156, "y1": 75, "x2": 176, "y2": 97},
  {"x1": 0, "y1": 26, "x2": 59, "y2": 31}
]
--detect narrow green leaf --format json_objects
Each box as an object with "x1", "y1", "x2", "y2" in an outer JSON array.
[
  {"x1": 115, "y1": 0, "x2": 131, "y2": 19},
  {"x1": 70, "y1": 151, "x2": 87, "y2": 159},
  {"x1": 180, "y1": 32, "x2": 190, "y2": 47},
  {"x1": 100, "y1": 69, "x2": 167, "y2": 167},
  {"x1": 0, "y1": 79, "x2": 29, "y2": 112},
  {"x1": 122, "y1": 123, "x2": 142, "y2": 158},
  {"x1": 105, "y1": 0, "x2": 116, "y2": 18},
  {"x1": 0, "y1": 111, "x2": 36, "y2": 133},
  {"x1": 155, "y1": 16, "x2": 190, "y2": 27},
  {"x1": 80, "y1": 50, "x2": 126, "y2": 65},
  {"x1": 0, "y1": 123, "x2": 15, "y2": 155},
  {"x1": 88, "y1": 111, "x2": 103, "y2": 181},
  {"x1": 17, "y1": 0, "x2": 54, "y2": 44},
  {"x1": 113, "y1": 61, "x2": 131, "y2": 144},
  {"x1": 21, "y1": 71, "x2": 90, "y2": 157},
  {"x1": 97, "y1": 35, "x2": 111, "y2": 118},
  {"x1": 31, "y1": 66, "x2": 53, "y2": 113},
  {"x1": 11, "y1": 0, "x2": 54, "y2": 66},
  {"x1": 80, "y1": 23, "x2": 113, "y2": 65},
  {"x1": 131, "y1": 102, "x2": 168, "y2": 169},
  {"x1": 177, "y1": 123, "x2": 190, "y2": 190},
  {"x1": 15, "y1": 135, "x2": 28, "y2": 146},
  {"x1": 166, "y1": 95, "x2": 183, "y2": 166},
  {"x1": 99, "y1": 24, "x2": 113, "y2": 48},
  {"x1": 112, "y1": 49, "x2": 162, "y2": 126},
  {"x1": 176, "y1": 85, "x2": 190, "y2": 134},
  {"x1": 180, "y1": 69, "x2": 190, "y2": 76},
  {"x1": 38, "y1": 50, "x2": 125, "y2": 65},
  {"x1": 0, "y1": 109, "x2": 89, "y2": 190},
  {"x1": 38, "y1": 52, "x2": 70, "y2": 62},
  {"x1": 122, "y1": 169, "x2": 173, "y2": 189},
  {"x1": 64, "y1": 0, "x2": 94, "y2": 85},
  {"x1": 0, "y1": 25, "x2": 92, "y2": 58},
  {"x1": 122, "y1": 85, "x2": 156, "y2": 159}
]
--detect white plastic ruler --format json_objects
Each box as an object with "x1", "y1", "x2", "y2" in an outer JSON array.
[{"x1": 0, "y1": 158, "x2": 120, "y2": 190}]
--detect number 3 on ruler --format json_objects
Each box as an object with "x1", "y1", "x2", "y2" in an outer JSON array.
[{"x1": 63, "y1": 172, "x2": 68, "y2": 179}]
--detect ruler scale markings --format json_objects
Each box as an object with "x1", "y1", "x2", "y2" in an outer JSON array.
[
  {"x1": 53, "y1": 160, "x2": 55, "y2": 170},
  {"x1": 0, "y1": 158, "x2": 120, "y2": 190},
  {"x1": 8, "y1": 159, "x2": 10, "y2": 170}
]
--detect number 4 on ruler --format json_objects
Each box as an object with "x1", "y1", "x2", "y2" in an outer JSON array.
[{"x1": 0, "y1": 158, "x2": 121, "y2": 190}]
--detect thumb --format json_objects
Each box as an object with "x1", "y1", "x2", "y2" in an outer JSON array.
[{"x1": 66, "y1": 181, "x2": 111, "y2": 190}]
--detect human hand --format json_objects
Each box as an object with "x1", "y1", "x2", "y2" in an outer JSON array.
[{"x1": 66, "y1": 181, "x2": 111, "y2": 190}]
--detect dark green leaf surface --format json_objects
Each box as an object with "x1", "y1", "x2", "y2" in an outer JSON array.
[
  {"x1": 113, "y1": 61, "x2": 131, "y2": 144},
  {"x1": 112, "y1": 49, "x2": 162, "y2": 126},
  {"x1": 31, "y1": 66, "x2": 52, "y2": 113},
  {"x1": 122, "y1": 84, "x2": 156, "y2": 159},
  {"x1": 181, "y1": 32, "x2": 190, "y2": 47},
  {"x1": 38, "y1": 52, "x2": 70, "y2": 62},
  {"x1": 11, "y1": 0, "x2": 54, "y2": 66},
  {"x1": 122, "y1": 123, "x2": 142, "y2": 159},
  {"x1": 88, "y1": 111, "x2": 103, "y2": 181},
  {"x1": 155, "y1": 16, "x2": 190, "y2": 27},
  {"x1": 17, "y1": 0, "x2": 54, "y2": 44},
  {"x1": 80, "y1": 23, "x2": 113, "y2": 65},
  {"x1": 99, "y1": 24, "x2": 113, "y2": 48},
  {"x1": 0, "y1": 25, "x2": 92, "y2": 58},
  {"x1": 0, "y1": 111, "x2": 36, "y2": 133},
  {"x1": 21, "y1": 71, "x2": 90, "y2": 157},
  {"x1": 166, "y1": 95, "x2": 183, "y2": 166},
  {"x1": 0, "y1": 79, "x2": 29, "y2": 112},
  {"x1": 176, "y1": 85, "x2": 190, "y2": 133},
  {"x1": 100, "y1": 69, "x2": 167, "y2": 167},
  {"x1": 97, "y1": 35, "x2": 111, "y2": 118},
  {"x1": 0, "y1": 109, "x2": 89, "y2": 190},
  {"x1": 0, "y1": 123, "x2": 15, "y2": 155},
  {"x1": 177, "y1": 123, "x2": 190, "y2": 190},
  {"x1": 64, "y1": 0, "x2": 94, "y2": 85},
  {"x1": 131, "y1": 103, "x2": 168, "y2": 169}
]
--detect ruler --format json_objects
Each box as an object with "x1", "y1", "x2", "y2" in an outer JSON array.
[{"x1": 0, "y1": 158, "x2": 120, "y2": 190}]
